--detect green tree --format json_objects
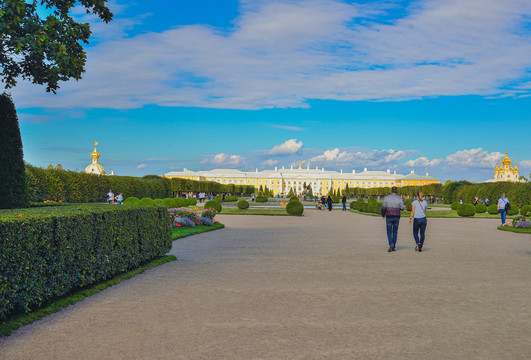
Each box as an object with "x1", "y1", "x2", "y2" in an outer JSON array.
[
  {"x1": 0, "y1": 0, "x2": 113, "y2": 92},
  {"x1": 0, "y1": 92, "x2": 28, "y2": 208}
]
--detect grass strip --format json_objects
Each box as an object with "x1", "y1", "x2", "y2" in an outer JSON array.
[
  {"x1": 221, "y1": 208, "x2": 292, "y2": 216},
  {"x1": 497, "y1": 226, "x2": 531, "y2": 234},
  {"x1": 172, "y1": 222, "x2": 225, "y2": 240},
  {"x1": 0, "y1": 255, "x2": 176, "y2": 337}
]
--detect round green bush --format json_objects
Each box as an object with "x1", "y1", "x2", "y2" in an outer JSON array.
[
  {"x1": 139, "y1": 197, "x2": 154, "y2": 206},
  {"x1": 123, "y1": 196, "x2": 139, "y2": 205},
  {"x1": 507, "y1": 205, "x2": 519, "y2": 216},
  {"x1": 457, "y1": 203, "x2": 475, "y2": 217},
  {"x1": 214, "y1": 195, "x2": 222, "y2": 202},
  {"x1": 350, "y1": 201, "x2": 356, "y2": 210},
  {"x1": 238, "y1": 199, "x2": 249, "y2": 209},
  {"x1": 152, "y1": 198, "x2": 164, "y2": 206},
  {"x1": 186, "y1": 198, "x2": 198, "y2": 206},
  {"x1": 163, "y1": 198, "x2": 177, "y2": 208},
  {"x1": 475, "y1": 203, "x2": 487, "y2": 213},
  {"x1": 520, "y1": 205, "x2": 531, "y2": 216},
  {"x1": 225, "y1": 196, "x2": 238, "y2": 202},
  {"x1": 289, "y1": 196, "x2": 299, "y2": 202},
  {"x1": 204, "y1": 200, "x2": 222, "y2": 213},
  {"x1": 487, "y1": 204, "x2": 498, "y2": 214},
  {"x1": 286, "y1": 200, "x2": 304, "y2": 215},
  {"x1": 256, "y1": 195, "x2": 268, "y2": 203},
  {"x1": 451, "y1": 202, "x2": 460, "y2": 210}
]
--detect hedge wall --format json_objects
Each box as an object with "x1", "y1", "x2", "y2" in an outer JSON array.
[
  {"x1": 25, "y1": 166, "x2": 257, "y2": 203},
  {"x1": 0, "y1": 204, "x2": 171, "y2": 318}
]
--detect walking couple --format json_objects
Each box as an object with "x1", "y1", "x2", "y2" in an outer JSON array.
[{"x1": 381, "y1": 187, "x2": 428, "y2": 252}]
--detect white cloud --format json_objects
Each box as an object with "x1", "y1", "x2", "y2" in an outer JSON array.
[
  {"x1": 445, "y1": 148, "x2": 504, "y2": 168},
  {"x1": 519, "y1": 160, "x2": 531, "y2": 168},
  {"x1": 269, "y1": 139, "x2": 304, "y2": 155},
  {"x1": 201, "y1": 153, "x2": 245, "y2": 166},
  {"x1": 272, "y1": 124, "x2": 304, "y2": 131},
  {"x1": 403, "y1": 157, "x2": 442, "y2": 167},
  {"x1": 11, "y1": 0, "x2": 531, "y2": 109},
  {"x1": 307, "y1": 148, "x2": 415, "y2": 168},
  {"x1": 261, "y1": 159, "x2": 279, "y2": 167},
  {"x1": 136, "y1": 164, "x2": 147, "y2": 169}
]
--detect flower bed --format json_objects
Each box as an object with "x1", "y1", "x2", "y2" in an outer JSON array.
[{"x1": 169, "y1": 207, "x2": 218, "y2": 228}]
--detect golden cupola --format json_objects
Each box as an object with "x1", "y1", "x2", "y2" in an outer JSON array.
[
  {"x1": 84, "y1": 141, "x2": 107, "y2": 175},
  {"x1": 501, "y1": 149, "x2": 512, "y2": 167}
]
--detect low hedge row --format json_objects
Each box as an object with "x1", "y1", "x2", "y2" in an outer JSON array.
[
  {"x1": 0, "y1": 204, "x2": 171, "y2": 318},
  {"x1": 256, "y1": 196, "x2": 268, "y2": 203},
  {"x1": 350, "y1": 198, "x2": 382, "y2": 214},
  {"x1": 224, "y1": 196, "x2": 238, "y2": 202},
  {"x1": 124, "y1": 197, "x2": 197, "y2": 207}
]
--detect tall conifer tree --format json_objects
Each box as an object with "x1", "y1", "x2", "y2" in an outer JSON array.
[{"x1": 0, "y1": 93, "x2": 28, "y2": 208}]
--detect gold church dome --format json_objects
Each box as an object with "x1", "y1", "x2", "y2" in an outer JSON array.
[
  {"x1": 84, "y1": 141, "x2": 106, "y2": 175},
  {"x1": 501, "y1": 149, "x2": 512, "y2": 166}
]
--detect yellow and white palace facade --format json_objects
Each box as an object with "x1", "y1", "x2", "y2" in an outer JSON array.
[
  {"x1": 164, "y1": 163, "x2": 440, "y2": 196},
  {"x1": 485, "y1": 150, "x2": 524, "y2": 183}
]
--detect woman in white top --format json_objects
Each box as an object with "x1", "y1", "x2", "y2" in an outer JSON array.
[{"x1": 409, "y1": 190, "x2": 428, "y2": 252}]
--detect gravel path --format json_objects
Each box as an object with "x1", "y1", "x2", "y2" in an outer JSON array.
[{"x1": 1, "y1": 210, "x2": 530, "y2": 360}]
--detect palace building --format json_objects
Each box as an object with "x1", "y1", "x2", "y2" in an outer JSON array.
[
  {"x1": 485, "y1": 150, "x2": 523, "y2": 183},
  {"x1": 84, "y1": 141, "x2": 107, "y2": 175},
  {"x1": 164, "y1": 162, "x2": 440, "y2": 196}
]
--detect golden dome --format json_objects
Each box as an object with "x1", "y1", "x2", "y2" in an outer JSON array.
[
  {"x1": 84, "y1": 141, "x2": 106, "y2": 175},
  {"x1": 501, "y1": 149, "x2": 512, "y2": 166}
]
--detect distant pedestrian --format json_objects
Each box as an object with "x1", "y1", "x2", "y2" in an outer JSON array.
[
  {"x1": 381, "y1": 186, "x2": 405, "y2": 252},
  {"x1": 474, "y1": 197, "x2": 478, "y2": 206},
  {"x1": 459, "y1": 199, "x2": 463, "y2": 204},
  {"x1": 497, "y1": 193, "x2": 510, "y2": 225},
  {"x1": 327, "y1": 196, "x2": 333, "y2": 211},
  {"x1": 321, "y1": 196, "x2": 326, "y2": 211},
  {"x1": 342, "y1": 195, "x2": 347, "y2": 211},
  {"x1": 107, "y1": 189, "x2": 114, "y2": 204},
  {"x1": 410, "y1": 190, "x2": 428, "y2": 252},
  {"x1": 115, "y1": 193, "x2": 123, "y2": 205},
  {"x1": 252, "y1": 193, "x2": 256, "y2": 202},
  {"x1": 485, "y1": 198, "x2": 490, "y2": 207}
]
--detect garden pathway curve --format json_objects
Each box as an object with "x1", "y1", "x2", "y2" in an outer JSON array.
[{"x1": 1, "y1": 210, "x2": 530, "y2": 359}]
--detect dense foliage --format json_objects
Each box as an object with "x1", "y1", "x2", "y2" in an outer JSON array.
[
  {"x1": 451, "y1": 202, "x2": 460, "y2": 210},
  {"x1": 204, "y1": 200, "x2": 222, "y2": 213},
  {"x1": 520, "y1": 205, "x2": 531, "y2": 216},
  {"x1": 350, "y1": 198, "x2": 382, "y2": 214},
  {"x1": 0, "y1": 204, "x2": 171, "y2": 318},
  {"x1": 0, "y1": 93, "x2": 28, "y2": 209},
  {"x1": 475, "y1": 203, "x2": 487, "y2": 213},
  {"x1": 224, "y1": 196, "x2": 238, "y2": 202},
  {"x1": 457, "y1": 204, "x2": 476, "y2": 217},
  {"x1": 507, "y1": 205, "x2": 520, "y2": 216},
  {"x1": 286, "y1": 200, "x2": 304, "y2": 215},
  {"x1": 170, "y1": 177, "x2": 254, "y2": 195},
  {"x1": 256, "y1": 195, "x2": 268, "y2": 203},
  {"x1": 237, "y1": 200, "x2": 250, "y2": 209},
  {"x1": 487, "y1": 204, "x2": 498, "y2": 214}
]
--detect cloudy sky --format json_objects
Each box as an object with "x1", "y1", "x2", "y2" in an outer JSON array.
[{"x1": 11, "y1": 0, "x2": 531, "y2": 182}]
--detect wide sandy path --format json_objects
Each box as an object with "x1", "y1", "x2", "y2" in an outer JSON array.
[{"x1": 1, "y1": 210, "x2": 530, "y2": 359}]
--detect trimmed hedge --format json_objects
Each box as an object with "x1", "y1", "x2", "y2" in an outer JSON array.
[
  {"x1": 139, "y1": 197, "x2": 155, "y2": 206},
  {"x1": 507, "y1": 205, "x2": 519, "y2": 216},
  {"x1": 520, "y1": 205, "x2": 531, "y2": 216},
  {"x1": 487, "y1": 204, "x2": 498, "y2": 214},
  {"x1": 256, "y1": 195, "x2": 268, "y2": 203},
  {"x1": 457, "y1": 203, "x2": 475, "y2": 217},
  {"x1": 289, "y1": 196, "x2": 299, "y2": 202},
  {"x1": 224, "y1": 196, "x2": 238, "y2": 202},
  {"x1": 204, "y1": 200, "x2": 222, "y2": 213},
  {"x1": 286, "y1": 200, "x2": 304, "y2": 215},
  {"x1": 451, "y1": 202, "x2": 460, "y2": 210},
  {"x1": 0, "y1": 204, "x2": 171, "y2": 318},
  {"x1": 214, "y1": 195, "x2": 222, "y2": 202},
  {"x1": 238, "y1": 200, "x2": 250, "y2": 209},
  {"x1": 475, "y1": 203, "x2": 487, "y2": 213}
]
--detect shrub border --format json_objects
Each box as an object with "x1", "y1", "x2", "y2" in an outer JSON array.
[
  {"x1": 497, "y1": 226, "x2": 531, "y2": 234},
  {"x1": 0, "y1": 255, "x2": 176, "y2": 337}
]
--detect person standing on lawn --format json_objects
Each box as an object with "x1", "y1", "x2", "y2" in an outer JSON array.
[
  {"x1": 410, "y1": 190, "x2": 428, "y2": 252},
  {"x1": 381, "y1": 187, "x2": 405, "y2": 252},
  {"x1": 497, "y1": 193, "x2": 510, "y2": 225}
]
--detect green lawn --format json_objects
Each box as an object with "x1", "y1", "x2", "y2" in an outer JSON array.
[
  {"x1": 172, "y1": 222, "x2": 225, "y2": 239},
  {"x1": 497, "y1": 225, "x2": 531, "y2": 234},
  {"x1": 221, "y1": 208, "x2": 293, "y2": 216},
  {"x1": 0, "y1": 255, "x2": 176, "y2": 337}
]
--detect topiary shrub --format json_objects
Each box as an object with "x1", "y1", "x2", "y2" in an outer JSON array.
[
  {"x1": 289, "y1": 196, "x2": 299, "y2": 202},
  {"x1": 163, "y1": 198, "x2": 177, "y2": 208},
  {"x1": 256, "y1": 195, "x2": 267, "y2": 203},
  {"x1": 286, "y1": 200, "x2": 304, "y2": 215},
  {"x1": 475, "y1": 203, "x2": 487, "y2": 213},
  {"x1": 487, "y1": 204, "x2": 498, "y2": 214},
  {"x1": 225, "y1": 196, "x2": 238, "y2": 202},
  {"x1": 507, "y1": 205, "x2": 519, "y2": 216},
  {"x1": 139, "y1": 197, "x2": 154, "y2": 206},
  {"x1": 457, "y1": 203, "x2": 475, "y2": 217},
  {"x1": 451, "y1": 202, "x2": 460, "y2": 210},
  {"x1": 238, "y1": 199, "x2": 249, "y2": 209},
  {"x1": 186, "y1": 198, "x2": 197, "y2": 206},
  {"x1": 520, "y1": 205, "x2": 531, "y2": 216},
  {"x1": 124, "y1": 196, "x2": 140, "y2": 205},
  {"x1": 0, "y1": 93, "x2": 28, "y2": 209},
  {"x1": 214, "y1": 195, "x2": 222, "y2": 202},
  {"x1": 153, "y1": 198, "x2": 164, "y2": 206},
  {"x1": 204, "y1": 200, "x2": 222, "y2": 213}
]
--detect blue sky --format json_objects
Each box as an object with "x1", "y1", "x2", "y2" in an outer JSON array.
[{"x1": 11, "y1": 0, "x2": 531, "y2": 182}]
